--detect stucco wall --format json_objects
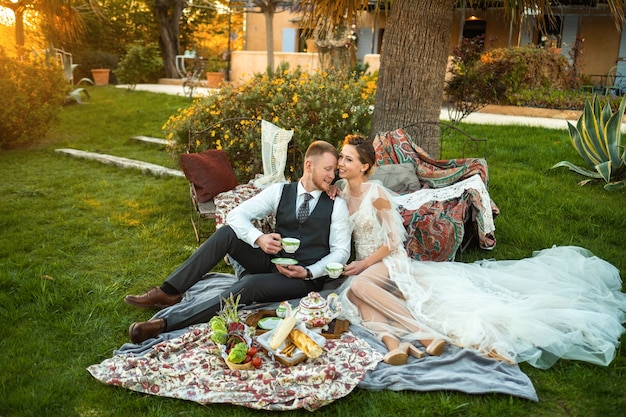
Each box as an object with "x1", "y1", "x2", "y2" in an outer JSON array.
[
  {"x1": 245, "y1": 12, "x2": 301, "y2": 52},
  {"x1": 229, "y1": 51, "x2": 380, "y2": 84},
  {"x1": 579, "y1": 15, "x2": 620, "y2": 78},
  {"x1": 363, "y1": 54, "x2": 380, "y2": 73},
  {"x1": 230, "y1": 50, "x2": 321, "y2": 84}
]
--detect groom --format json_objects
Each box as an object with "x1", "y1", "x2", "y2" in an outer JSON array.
[{"x1": 124, "y1": 140, "x2": 351, "y2": 343}]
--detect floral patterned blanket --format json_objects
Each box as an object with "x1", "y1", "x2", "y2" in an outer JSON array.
[
  {"x1": 88, "y1": 322, "x2": 381, "y2": 411},
  {"x1": 88, "y1": 275, "x2": 539, "y2": 410}
]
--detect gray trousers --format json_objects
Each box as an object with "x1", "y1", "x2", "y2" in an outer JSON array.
[{"x1": 163, "y1": 226, "x2": 324, "y2": 331}]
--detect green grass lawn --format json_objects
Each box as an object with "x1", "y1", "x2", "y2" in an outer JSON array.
[{"x1": 1, "y1": 87, "x2": 625, "y2": 417}]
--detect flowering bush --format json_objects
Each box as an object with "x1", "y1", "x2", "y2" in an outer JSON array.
[
  {"x1": 445, "y1": 42, "x2": 588, "y2": 120},
  {"x1": 164, "y1": 66, "x2": 376, "y2": 181},
  {"x1": 479, "y1": 45, "x2": 577, "y2": 102},
  {"x1": 0, "y1": 48, "x2": 68, "y2": 149}
]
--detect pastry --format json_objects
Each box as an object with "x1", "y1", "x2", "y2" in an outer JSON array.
[
  {"x1": 288, "y1": 329, "x2": 323, "y2": 359},
  {"x1": 269, "y1": 316, "x2": 297, "y2": 350}
]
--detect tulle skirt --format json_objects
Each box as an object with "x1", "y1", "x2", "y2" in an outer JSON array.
[{"x1": 339, "y1": 246, "x2": 626, "y2": 369}]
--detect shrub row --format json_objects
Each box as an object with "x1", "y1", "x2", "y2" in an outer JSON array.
[
  {"x1": 0, "y1": 48, "x2": 68, "y2": 149},
  {"x1": 164, "y1": 65, "x2": 376, "y2": 181},
  {"x1": 445, "y1": 43, "x2": 623, "y2": 112}
]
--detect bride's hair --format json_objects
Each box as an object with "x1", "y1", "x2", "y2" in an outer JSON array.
[{"x1": 343, "y1": 134, "x2": 375, "y2": 175}]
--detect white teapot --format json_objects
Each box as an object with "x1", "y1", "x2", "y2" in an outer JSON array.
[{"x1": 294, "y1": 292, "x2": 342, "y2": 329}]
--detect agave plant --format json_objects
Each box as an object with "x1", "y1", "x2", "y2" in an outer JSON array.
[
  {"x1": 63, "y1": 87, "x2": 90, "y2": 105},
  {"x1": 552, "y1": 95, "x2": 626, "y2": 190}
]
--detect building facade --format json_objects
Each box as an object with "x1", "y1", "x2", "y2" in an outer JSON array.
[{"x1": 234, "y1": 2, "x2": 624, "y2": 87}]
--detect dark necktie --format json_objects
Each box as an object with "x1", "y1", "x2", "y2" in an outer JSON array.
[{"x1": 297, "y1": 193, "x2": 313, "y2": 224}]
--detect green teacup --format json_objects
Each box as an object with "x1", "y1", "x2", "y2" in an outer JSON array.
[
  {"x1": 281, "y1": 237, "x2": 300, "y2": 254},
  {"x1": 325, "y1": 262, "x2": 344, "y2": 278}
]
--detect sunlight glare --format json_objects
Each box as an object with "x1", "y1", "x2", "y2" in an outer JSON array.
[{"x1": 0, "y1": 7, "x2": 15, "y2": 26}]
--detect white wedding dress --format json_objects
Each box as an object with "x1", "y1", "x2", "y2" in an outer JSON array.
[{"x1": 337, "y1": 181, "x2": 626, "y2": 369}]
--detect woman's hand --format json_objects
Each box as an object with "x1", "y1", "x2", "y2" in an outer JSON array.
[
  {"x1": 343, "y1": 259, "x2": 369, "y2": 276},
  {"x1": 326, "y1": 184, "x2": 340, "y2": 200}
]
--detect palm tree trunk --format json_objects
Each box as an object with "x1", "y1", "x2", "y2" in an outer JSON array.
[
  {"x1": 264, "y1": 8, "x2": 275, "y2": 71},
  {"x1": 370, "y1": 0, "x2": 454, "y2": 156},
  {"x1": 14, "y1": 9, "x2": 24, "y2": 48}
]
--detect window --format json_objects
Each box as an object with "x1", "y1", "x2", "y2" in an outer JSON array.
[{"x1": 463, "y1": 17, "x2": 486, "y2": 39}]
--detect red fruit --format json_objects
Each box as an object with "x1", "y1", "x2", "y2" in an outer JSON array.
[
  {"x1": 247, "y1": 346, "x2": 258, "y2": 356},
  {"x1": 252, "y1": 357, "x2": 262, "y2": 368},
  {"x1": 244, "y1": 354, "x2": 252, "y2": 363}
]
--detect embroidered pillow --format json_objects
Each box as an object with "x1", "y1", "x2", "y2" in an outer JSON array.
[{"x1": 180, "y1": 150, "x2": 238, "y2": 203}]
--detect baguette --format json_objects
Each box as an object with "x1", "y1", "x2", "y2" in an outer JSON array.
[
  {"x1": 288, "y1": 328, "x2": 323, "y2": 359},
  {"x1": 269, "y1": 316, "x2": 297, "y2": 350}
]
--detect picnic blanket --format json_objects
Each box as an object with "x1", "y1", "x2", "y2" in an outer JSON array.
[{"x1": 88, "y1": 274, "x2": 538, "y2": 410}]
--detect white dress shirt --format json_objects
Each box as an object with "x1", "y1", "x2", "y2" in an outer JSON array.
[{"x1": 227, "y1": 182, "x2": 351, "y2": 279}]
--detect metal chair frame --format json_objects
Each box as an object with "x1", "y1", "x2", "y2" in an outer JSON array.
[{"x1": 400, "y1": 120, "x2": 488, "y2": 159}]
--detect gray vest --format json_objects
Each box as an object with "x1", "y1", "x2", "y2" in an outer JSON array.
[{"x1": 275, "y1": 183, "x2": 333, "y2": 266}]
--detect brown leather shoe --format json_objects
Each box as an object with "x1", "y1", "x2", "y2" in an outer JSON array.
[
  {"x1": 124, "y1": 287, "x2": 182, "y2": 310},
  {"x1": 129, "y1": 318, "x2": 166, "y2": 344}
]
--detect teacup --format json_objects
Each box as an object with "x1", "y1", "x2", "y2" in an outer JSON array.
[
  {"x1": 281, "y1": 237, "x2": 300, "y2": 253},
  {"x1": 325, "y1": 262, "x2": 344, "y2": 278},
  {"x1": 275, "y1": 301, "x2": 292, "y2": 318}
]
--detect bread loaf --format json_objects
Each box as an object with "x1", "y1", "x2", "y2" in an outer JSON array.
[
  {"x1": 269, "y1": 316, "x2": 297, "y2": 350},
  {"x1": 288, "y1": 328, "x2": 323, "y2": 359}
]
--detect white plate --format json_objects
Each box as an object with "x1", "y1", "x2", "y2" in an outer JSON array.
[
  {"x1": 258, "y1": 316, "x2": 282, "y2": 330},
  {"x1": 271, "y1": 257, "x2": 298, "y2": 265}
]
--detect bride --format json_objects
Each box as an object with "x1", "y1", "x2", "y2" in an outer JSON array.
[{"x1": 335, "y1": 134, "x2": 626, "y2": 368}]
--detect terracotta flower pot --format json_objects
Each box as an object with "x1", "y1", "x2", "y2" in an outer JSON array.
[
  {"x1": 206, "y1": 71, "x2": 225, "y2": 88},
  {"x1": 91, "y1": 69, "x2": 111, "y2": 86}
]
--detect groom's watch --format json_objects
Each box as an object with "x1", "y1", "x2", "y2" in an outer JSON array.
[{"x1": 304, "y1": 268, "x2": 313, "y2": 280}]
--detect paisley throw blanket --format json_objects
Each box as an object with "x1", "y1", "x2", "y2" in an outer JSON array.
[{"x1": 373, "y1": 129, "x2": 499, "y2": 261}]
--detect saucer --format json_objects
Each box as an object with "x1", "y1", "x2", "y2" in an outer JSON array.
[
  {"x1": 271, "y1": 258, "x2": 298, "y2": 265},
  {"x1": 258, "y1": 317, "x2": 282, "y2": 330}
]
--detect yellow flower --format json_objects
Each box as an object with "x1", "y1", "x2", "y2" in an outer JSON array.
[{"x1": 342, "y1": 113, "x2": 349, "y2": 119}]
